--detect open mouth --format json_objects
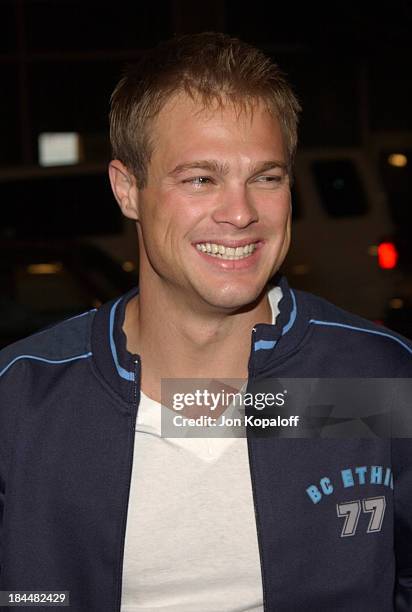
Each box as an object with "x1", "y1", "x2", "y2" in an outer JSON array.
[{"x1": 195, "y1": 241, "x2": 258, "y2": 261}]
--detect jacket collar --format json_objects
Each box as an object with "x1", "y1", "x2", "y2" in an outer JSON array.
[
  {"x1": 250, "y1": 274, "x2": 311, "y2": 376},
  {"x1": 91, "y1": 274, "x2": 310, "y2": 404}
]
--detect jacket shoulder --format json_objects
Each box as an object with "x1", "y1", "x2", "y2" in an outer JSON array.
[
  {"x1": 295, "y1": 288, "x2": 412, "y2": 368},
  {"x1": 0, "y1": 309, "x2": 96, "y2": 379}
]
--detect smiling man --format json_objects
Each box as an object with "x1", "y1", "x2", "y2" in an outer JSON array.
[
  {"x1": 1, "y1": 32, "x2": 412, "y2": 612},
  {"x1": 109, "y1": 90, "x2": 292, "y2": 395}
]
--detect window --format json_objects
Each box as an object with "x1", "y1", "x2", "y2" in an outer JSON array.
[
  {"x1": 312, "y1": 159, "x2": 368, "y2": 217},
  {"x1": 379, "y1": 150, "x2": 412, "y2": 226}
]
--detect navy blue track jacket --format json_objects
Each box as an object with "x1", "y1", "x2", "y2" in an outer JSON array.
[{"x1": 1, "y1": 275, "x2": 412, "y2": 611}]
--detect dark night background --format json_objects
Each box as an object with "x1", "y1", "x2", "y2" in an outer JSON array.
[{"x1": 1, "y1": 0, "x2": 412, "y2": 344}]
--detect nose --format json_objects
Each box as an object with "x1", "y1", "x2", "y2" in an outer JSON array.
[{"x1": 212, "y1": 184, "x2": 258, "y2": 229}]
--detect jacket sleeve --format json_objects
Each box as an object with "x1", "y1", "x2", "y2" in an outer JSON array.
[
  {"x1": 393, "y1": 363, "x2": 412, "y2": 611},
  {"x1": 0, "y1": 455, "x2": 4, "y2": 576},
  {"x1": 0, "y1": 359, "x2": 23, "y2": 579},
  {"x1": 0, "y1": 368, "x2": 12, "y2": 578},
  {"x1": 0, "y1": 380, "x2": 7, "y2": 577}
]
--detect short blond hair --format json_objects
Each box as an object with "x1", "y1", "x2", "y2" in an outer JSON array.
[{"x1": 110, "y1": 32, "x2": 301, "y2": 188}]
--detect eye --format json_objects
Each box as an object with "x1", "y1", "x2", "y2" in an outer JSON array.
[
  {"x1": 252, "y1": 174, "x2": 287, "y2": 189},
  {"x1": 183, "y1": 176, "x2": 214, "y2": 187},
  {"x1": 255, "y1": 175, "x2": 283, "y2": 183}
]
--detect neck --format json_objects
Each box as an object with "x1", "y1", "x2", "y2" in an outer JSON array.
[{"x1": 123, "y1": 280, "x2": 273, "y2": 402}]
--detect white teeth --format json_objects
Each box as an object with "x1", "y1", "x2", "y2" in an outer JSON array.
[{"x1": 196, "y1": 242, "x2": 257, "y2": 260}]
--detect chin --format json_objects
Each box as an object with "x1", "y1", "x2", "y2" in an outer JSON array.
[{"x1": 200, "y1": 285, "x2": 264, "y2": 312}]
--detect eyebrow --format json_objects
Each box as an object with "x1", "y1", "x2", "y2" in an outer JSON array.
[{"x1": 168, "y1": 159, "x2": 287, "y2": 177}]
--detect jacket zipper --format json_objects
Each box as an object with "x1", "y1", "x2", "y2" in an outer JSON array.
[
  {"x1": 247, "y1": 327, "x2": 268, "y2": 612},
  {"x1": 115, "y1": 331, "x2": 270, "y2": 611},
  {"x1": 115, "y1": 355, "x2": 141, "y2": 612}
]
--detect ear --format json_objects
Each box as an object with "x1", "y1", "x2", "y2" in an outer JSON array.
[{"x1": 108, "y1": 160, "x2": 139, "y2": 221}]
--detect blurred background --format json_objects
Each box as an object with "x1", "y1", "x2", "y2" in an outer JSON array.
[{"x1": 1, "y1": 0, "x2": 412, "y2": 346}]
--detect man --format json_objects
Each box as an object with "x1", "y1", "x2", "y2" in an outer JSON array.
[{"x1": 0, "y1": 32, "x2": 411, "y2": 612}]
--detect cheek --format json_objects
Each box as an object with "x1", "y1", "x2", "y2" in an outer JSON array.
[
  {"x1": 139, "y1": 193, "x2": 200, "y2": 256},
  {"x1": 154, "y1": 193, "x2": 212, "y2": 237},
  {"x1": 262, "y1": 193, "x2": 291, "y2": 228},
  {"x1": 139, "y1": 191, "x2": 175, "y2": 247}
]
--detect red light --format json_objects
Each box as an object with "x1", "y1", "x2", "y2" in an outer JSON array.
[{"x1": 378, "y1": 242, "x2": 398, "y2": 269}]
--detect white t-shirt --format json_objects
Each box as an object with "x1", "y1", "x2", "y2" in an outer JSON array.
[{"x1": 120, "y1": 287, "x2": 282, "y2": 611}]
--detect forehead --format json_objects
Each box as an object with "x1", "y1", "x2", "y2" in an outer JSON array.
[{"x1": 149, "y1": 92, "x2": 285, "y2": 167}]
